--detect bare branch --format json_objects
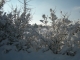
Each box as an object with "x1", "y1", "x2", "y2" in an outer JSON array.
[
  {"x1": 7, "y1": 4, "x2": 14, "y2": 12},
  {"x1": 18, "y1": 0, "x2": 24, "y2": 4},
  {"x1": 53, "y1": 6, "x2": 56, "y2": 13},
  {"x1": 26, "y1": 0, "x2": 32, "y2": 3},
  {"x1": 66, "y1": 11, "x2": 71, "y2": 19}
]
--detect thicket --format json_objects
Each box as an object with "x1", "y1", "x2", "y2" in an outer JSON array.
[{"x1": 0, "y1": 0, "x2": 80, "y2": 56}]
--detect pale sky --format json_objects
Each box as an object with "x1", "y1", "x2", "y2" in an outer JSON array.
[{"x1": 3, "y1": 0, "x2": 80, "y2": 25}]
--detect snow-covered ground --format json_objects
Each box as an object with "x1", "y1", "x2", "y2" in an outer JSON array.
[{"x1": 0, "y1": 47, "x2": 80, "y2": 60}]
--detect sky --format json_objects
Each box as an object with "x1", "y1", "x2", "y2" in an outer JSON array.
[{"x1": 3, "y1": 0, "x2": 80, "y2": 25}]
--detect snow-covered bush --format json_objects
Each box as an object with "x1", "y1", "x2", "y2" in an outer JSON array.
[
  {"x1": 39, "y1": 8, "x2": 80, "y2": 56},
  {"x1": 0, "y1": 0, "x2": 80, "y2": 56},
  {"x1": 0, "y1": 0, "x2": 35, "y2": 53}
]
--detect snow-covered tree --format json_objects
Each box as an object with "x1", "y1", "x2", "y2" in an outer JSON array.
[
  {"x1": 39, "y1": 8, "x2": 80, "y2": 56},
  {"x1": 0, "y1": 0, "x2": 33, "y2": 53}
]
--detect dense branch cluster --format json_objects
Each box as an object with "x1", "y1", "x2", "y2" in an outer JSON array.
[{"x1": 0, "y1": 0, "x2": 80, "y2": 56}]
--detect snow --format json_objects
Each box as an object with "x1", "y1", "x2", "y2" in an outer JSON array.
[
  {"x1": 0, "y1": 47, "x2": 80, "y2": 60},
  {"x1": 0, "y1": 3, "x2": 80, "y2": 60}
]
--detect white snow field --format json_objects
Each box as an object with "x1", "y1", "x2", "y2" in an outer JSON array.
[{"x1": 0, "y1": 46, "x2": 80, "y2": 60}]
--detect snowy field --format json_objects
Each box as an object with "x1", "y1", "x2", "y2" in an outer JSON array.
[{"x1": 0, "y1": 46, "x2": 80, "y2": 60}]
